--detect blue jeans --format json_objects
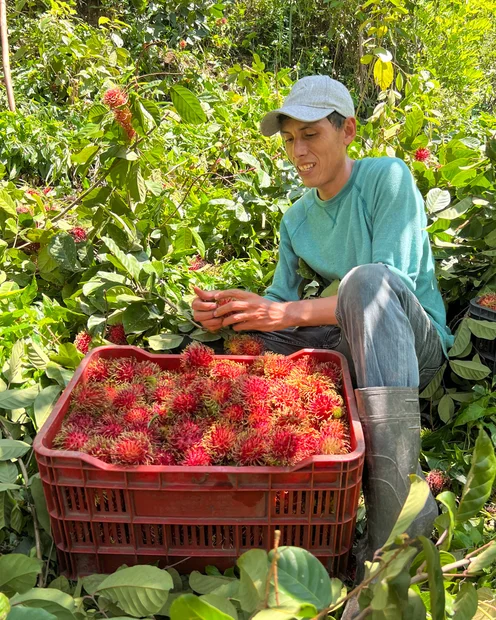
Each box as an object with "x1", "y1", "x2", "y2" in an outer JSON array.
[{"x1": 248, "y1": 264, "x2": 444, "y2": 389}]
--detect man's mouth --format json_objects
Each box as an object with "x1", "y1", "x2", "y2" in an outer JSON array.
[{"x1": 297, "y1": 163, "x2": 316, "y2": 172}]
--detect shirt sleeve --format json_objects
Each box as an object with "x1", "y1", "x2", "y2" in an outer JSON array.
[
  {"x1": 264, "y1": 218, "x2": 303, "y2": 302},
  {"x1": 371, "y1": 159, "x2": 426, "y2": 293}
]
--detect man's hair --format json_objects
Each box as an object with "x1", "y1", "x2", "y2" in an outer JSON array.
[{"x1": 278, "y1": 111, "x2": 346, "y2": 130}]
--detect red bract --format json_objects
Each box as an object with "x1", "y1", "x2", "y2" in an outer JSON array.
[
  {"x1": 69, "y1": 227, "x2": 87, "y2": 243},
  {"x1": 107, "y1": 323, "x2": 127, "y2": 345},
  {"x1": 181, "y1": 342, "x2": 214, "y2": 370},
  {"x1": 74, "y1": 331, "x2": 92, "y2": 354},
  {"x1": 414, "y1": 147, "x2": 430, "y2": 162},
  {"x1": 103, "y1": 87, "x2": 128, "y2": 108},
  {"x1": 111, "y1": 431, "x2": 153, "y2": 465}
]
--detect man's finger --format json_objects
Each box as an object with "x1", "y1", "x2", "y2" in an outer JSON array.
[
  {"x1": 214, "y1": 288, "x2": 249, "y2": 301},
  {"x1": 214, "y1": 301, "x2": 248, "y2": 317},
  {"x1": 192, "y1": 298, "x2": 217, "y2": 312},
  {"x1": 193, "y1": 286, "x2": 217, "y2": 301},
  {"x1": 221, "y1": 313, "x2": 249, "y2": 328},
  {"x1": 201, "y1": 318, "x2": 223, "y2": 331}
]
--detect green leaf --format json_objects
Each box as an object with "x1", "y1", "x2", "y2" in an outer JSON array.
[
  {"x1": 34, "y1": 385, "x2": 62, "y2": 429},
  {"x1": 237, "y1": 549, "x2": 268, "y2": 613},
  {"x1": 0, "y1": 461, "x2": 18, "y2": 484},
  {"x1": 449, "y1": 319, "x2": 471, "y2": 357},
  {"x1": 87, "y1": 103, "x2": 108, "y2": 123},
  {"x1": 321, "y1": 280, "x2": 340, "y2": 298},
  {"x1": 95, "y1": 565, "x2": 173, "y2": 618},
  {"x1": 0, "y1": 555, "x2": 42, "y2": 597},
  {"x1": 174, "y1": 227, "x2": 193, "y2": 252},
  {"x1": 9, "y1": 588, "x2": 78, "y2": 620},
  {"x1": 452, "y1": 582, "x2": 478, "y2": 620},
  {"x1": 0, "y1": 189, "x2": 17, "y2": 216},
  {"x1": 6, "y1": 340, "x2": 24, "y2": 384},
  {"x1": 47, "y1": 234, "x2": 78, "y2": 272},
  {"x1": 0, "y1": 440, "x2": 30, "y2": 460},
  {"x1": 252, "y1": 605, "x2": 317, "y2": 619},
  {"x1": 122, "y1": 302, "x2": 157, "y2": 333},
  {"x1": 0, "y1": 483, "x2": 19, "y2": 491},
  {"x1": 419, "y1": 537, "x2": 445, "y2": 620},
  {"x1": 200, "y1": 594, "x2": 238, "y2": 619},
  {"x1": 404, "y1": 109, "x2": 424, "y2": 138},
  {"x1": 467, "y1": 542, "x2": 496, "y2": 574},
  {"x1": 384, "y1": 475, "x2": 430, "y2": 547},
  {"x1": 419, "y1": 362, "x2": 446, "y2": 399},
  {"x1": 435, "y1": 197, "x2": 473, "y2": 220},
  {"x1": 129, "y1": 164, "x2": 147, "y2": 203},
  {"x1": 170, "y1": 85, "x2": 207, "y2": 124},
  {"x1": 0, "y1": 386, "x2": 39, "y2": 409},
  {"x1": 170, "y1": 593, "x2": 233, "y2": 619},
  {"x1": 426, "y1": 188, "x2": 451, "y2": 213},
  {"x1": 7, "y1": 606, "x2": 57, "y2": 620},
  {"x1": 101, "y1": 236, "x2": 142, "y2": 281},
  {"x1": 405, "y1": 588, "x2": 426, "y2": 619},
  {"x1": 0, "y1": 492, "x2": 4, "y2": 530},
  {"x1": 466, "y1": 318, "x2": 496, "y2": 340},
  {"x1": 449, "y1": 359, "x2": 490, "y2": 380},
  {"x1": 148, "y1": 333, "x2": 184, "y2": 351},
  {"x1": 30, "y1": 474, "x2": 51, "y2": 535},
  {"x1": 456, "y1": 430, "x2": 496, "y2": 522},
  {"x1": 269, "y1": 547, "x2": 333, "y2": 609},
  {"x1": 72, "y1": 145, "x2": 99, "y2": 165},
  {"x1": 435, "y1": 491, "x2": 457, "y2": 549},
  {"x1": 49, "y1": 344, "x2": 83, "y2": 370},
  {"x1": 453, "y1": 401, "x2": 486, "y2": 427},
  {"x1": 189, "y1": 572, "x2": 236, "y2": 595},
  {"x1": 438, "y1": 394, "x2": 454, "y2": 423}
]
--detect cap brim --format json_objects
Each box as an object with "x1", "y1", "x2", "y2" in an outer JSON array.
[{"x1": 260, "y1": 105, "x2": 336, "y2": 136}]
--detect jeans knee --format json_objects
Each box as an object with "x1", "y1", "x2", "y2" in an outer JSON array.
[{"x1": 338, "y1": 264, "x2": 388, "y2": 307}]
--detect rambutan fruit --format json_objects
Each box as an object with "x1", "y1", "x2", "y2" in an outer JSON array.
[
  {"x1": 182, "y1": 446, "x2": 212, "y2": 466},
  {"x1": 110, "y1": 359, "x2": 136, "y2": 383},
  {"x1": 102, "y1": 87, "x2": 128, "y2": 108},
  {"x1": 478, "y1": 293, "x2": 496, "y2": 310},
  {"x1": 235, "y1": 430, "x2": 268, "y2": 466},
  {"x1": 107, "y1": 323, "x2": 127, "y2": 345},
  {"x1": 65, "y1": 411, "x2": 94, "y2": 429},
  {"x1": 135, "y1": 361, "x2": 162, "y2": 379},
  {"x1": 414, "y1": 147, "x2": 430, "y2": 162},
  {"x1": 247, "y1": 403, "x2": 274, "y2": 432},
  {"x1": 202, "y1": 423, "x2": 237, "y2": 463},
  {"x1": 154, "y1": 450, "x2": 176, "y2": 465},
  {"x1": 151, "y1": 402, "x2": 170, "y2": 420},
  {"x1": 74, "y1": 331, "x2": 92, "y2": 354},
  {"x1": 111, "y1": 431, "x2": 154, "y2": 465},
  {"x1": 210, "y1": 359, "x2": 248, "y2": 380},
  {"x1": 268, "y1": 383, "x2": 302, "y2": 409},
  {"x1": 54, "y1": 426, "x2": 90, "y2": 451},
  {"x1": 224, "y1": 334, "x2": 265, "y2": 356},
  {"x1": 168, "y1": 419, "x2": 204, "y2": 452},
  {"x1": 85, "y1": 436, "x2": 113, "y2": 463},
  {"x1": 113, "y1": 386, "x2": 142, "y2": 410},
  {"x1": 224, "y1": 336, "x2": 244, "y2": 356},
  {"x1": 309, "y1": 391, "x2": 344, "y2": 423},
  {"x1": 426, "y1": 469, "x2": 450, "y2": 495},
  {"x1": 320, "y1": 418, "x2": 349, "y2": 441},
  {"x1": 223, "y1": 403, "x2": 246, "y2": 425},
  {"x1": 180, "y1": 342, "x2": 215, "y2": 371},
  {"x1": 259, "y1": 353, "x2": 294, "y2": 379},
  {"x1": 295, "y1": 374, "x2": 336, "y2": 402},
  {"x1": 238, "y1": 375, "x2": 270, "y2": 404},
  {"x1": 85, "y1": 358, "x2": 109, "y2": 383},
  {"x1": 70, "y1": 384, "x2": 107, "y2": 413},
  {"x1": 95, "y1": 418, "x2": 125, "y2": 439},
  {"x1": 123, "y1": 406, "x2": 152, "y2": 429},
  {"x1": 318, "y1": 435, "x2": 349, "y2": 456},
  {"x1": 315, "y1": 361, "x2": 342, "y2": 387},
  {"x1": 204, "y1": 379, "x2": 233, "y2": 408},
  {"x1": 69, "y1": 227, "x2": 87, "y2": 243},
  {"x1": 274, "y1": 404, "x2": 308, "y2": 427},
  {"x1": 269, "y1": 427, "x2": 306, "y2": 466},
  {"x1": 171, "y1": 391, "x2": 199, "y2": 416}
]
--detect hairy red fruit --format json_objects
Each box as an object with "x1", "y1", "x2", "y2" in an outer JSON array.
[
  {"x1": 478, "y1": 293, "x2": 496, "y2": 310},
  {"x1": 171, "y1": 391, "x2": 199, "y2": 415},
  {"x1": 70, "y1": 384, "x2": 106, "y2": 413},
  {"x1": 269, "y1": 427, "x2": 305, "y2": 466},
  {"x1": 309, "y1": 391, "x2": 344, "y2": 423},
  {"x1": 135, "y1": 361, "x2": 162, "y2": 379},
  {"x1": 320, "y1": 418, "x2": 349, "y2": 441},
  {"x1": 247, "y1": 403, "x2": 274, "y2": 432},
  {"x1": 315, "y1": 361, "x2": 342, "y2": 387},
  {"x1": 183, "y1": 445, "x2": 212, "y2": 466},
  {"x1": 85, "y1": 436, "x2": 113, "y2": 462},
  {"x1": 210, "y1": 359, "x2": 248, "y2": 380},
  {"x1": 113, "y1": 386, "x2": 141, "y2": 410},
  {"x1": 295, "y1": 374, "x2": 336, "y2": 401},
  {"x1": 239, "y1": 375, "x2": 270, "y2": 404},
  {"x1": 255, "y1": 353, "x2": 294, "y2": 379},
  {"x1": 111, "y1": 359, "x2": 136, "y2": 383},
  {"x1": 103, "y1": 87, "x2": 128, "y2": 108},
  {"x1": 205, "y1": 379, "x2": 233, "y2": 407},
  {"x1": 179, "y1": 40, "x2": 187, "y2": 49},
  {"x1": 111, "y1": 431, "x2": 154, "y2": 465},
  {"x1": 203, "y1": 423, "x2": 237, "y2": 463},
  {"x1": 224, "y1": 334, "x2": 264, "y2": 356},
  {"x1": 188, "y1": 255, "x2": 207, "y2": 271},
  {"x1": 318, "y1": 435, "x2": 349, "y2": 455},
  {"x1": 241, "y1": 336, "x2": 265, "y2": 356},
  {"x1": 153, "y1": 382, "x2": 175, "y2": 403},
  {"x1": 74, "y1": 331, "x2": 92, "y2": 354},
  {"x1": 181, "y1": 342, "x2": 215, "y2": 370},
  {"x1": 54, "y1": 426, "x2": 90, "y2": 451},
  {"x1": 124, "y1": 406, "x2": 152, "y2": 429},
  {"x1": 224, "y1": 403, "x2": 246, "y2": 425},
  {"x1": 235, "y1": 430, "x2": 267, "y2": 466},
  {"x1": 69, "y1": 227, "x2": 87, "y2": 243},
  {"x1": 414, "y1": 147, "x2": 430, "y2": 162},
  {"x1": 65, "y1": 411, "x2": 94, "y2": 428},
  {"x1": 155, "y1": 450, "x2": 176, "y2": 465},
  {"x1": 85, "y1": 358, "x2": 109, "y2": 382},
  {"x1": 168, "y1": 419, "x2": 204, "y2": 452},
  {"x1": 426, "y1": 469, "x2": 450, "y2": 495},
  {"x1": 96, "y1": 419, "x2": 124, "y2": 439},
  {"x1": 268, "y1": 382, "x2": 301, "y2": 408},
  {"x1": 107, "y1": 323, "x2": 127, "y2": 345}
]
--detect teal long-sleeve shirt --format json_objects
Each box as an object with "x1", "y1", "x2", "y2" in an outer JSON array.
[{"x1": 264, "y1": 156, "x2": 454, "y2": 356}]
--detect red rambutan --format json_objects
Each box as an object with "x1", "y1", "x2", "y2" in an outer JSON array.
[
  {"x1": 268, "y1": 382, "x2": 302, "y2": 408},
  {"x1": 110, "y1": 359, "x2": 136, "y2": 383},
  {"x1": 318, "y1": 435, "x2": 349, "y2": 456},
  {"x1": 154, "y1": 450, "x2": 176, "y2": 465},
  {"x1": 171, "y1": 391, "x2": 199, "y2": 416},
  {"x1": 74, "y1": 331, "x2": 92, "y2": 354},
  {"x1": 113, "y1": 386, "x2": 141, "y2": 410},
  {"x1": 65, "y1": 411, "x2": 94, "y2": 428},
  {"x1": 246, "y1": 403, "x2": 274, "y2": 432},
  {"x1": 69, "y1": 227, "x2": 87, "y2": 243},
  {"x1": 478, "y1": 293, "x2": 496, "y2": 310},
  {"x1": 315, "y1": 361, "x2": 342, "y2": 387},
  {"x1": 238, "y1": 375, "x2": 270, "y2": 404},
  {"x1": 85, "y1": 358, "x2": 109, "y2": 382},
  {"x1": 269, "y1": 427, "x2": 306, "y2": 466},
  {"x1": 260, "y1": 353, "x2": 294, "y2": 379},
  {"x1": 414, "y1": 147, "x2": 430, "y2": 162},
  {"x1": 309, "y1": 391, "x2": 344, "y2": 423},
  {"x1": 320, "y1": 418, "x2": 349, "y2": 441},
  {"x1": 202, "y1": 423, "x2": 237, "y2": 463},
  {"x1": 204, "y1": 379, "x2": 233, "y2": 408},
  {"x1": 85, "y1": 436, "x2": 114, "y2": 463},
  {"x1": 124, "y1": 406, "x2": 152, "y2": 429},
  {"x1": 182, "y1": 446, "x2": 212, "y2": 466},
  {"x1": 135, "y1": 361, "x2": 162, "y2": 379},
  {"x1": 210, "y1": 359, "x2": 248, "y2": 380},
  {"x1": 168, "y1": 419, "x2": 204, "y2": 452},
  {"x1": 223, "y1": 403, "x2": 246, "y2": 425},
  {"x1": 107, "y1": 323, "x2": 127, "y2": 345},
  {"x1": 111, "y1": 431, "x2": 154, "y2": 465},
  {"x1": 70, "y1": 384, "x2": 107, "y2": 413},
  {"x1": 180, "y1": 342, "x2": 215, "y2": 371},
  {"x1": 54, "y1": 426, "x2": 90, "y2": 451},
  {"x1": 426, "y1": 469, "x2": 450, "y2": 495},
  {"x1": 95, "y1": 419, "x2": 125, "y2": 439},
  {"x1": 235, "y1": 430, "x2": 268, "y2": 466}
]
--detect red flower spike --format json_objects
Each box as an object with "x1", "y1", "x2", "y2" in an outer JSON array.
[
  {"x1": 74, "y1": 331, "x2": 92, "y2": 354},
  {"x1": 414, "y1": 148, "x2": 430, "y2": 162},
  {"x1": 102, "y1": 87, "x2": 128, "y2": 109},
  {"x1": 69, "y1": 227, "x2": 87, "y2": 243},
  {"x1": 107, "y1": 323, "x2": 127, "y2": 345}
]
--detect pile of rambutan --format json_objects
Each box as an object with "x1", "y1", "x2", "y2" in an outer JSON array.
[
  {"x1": 52, "y1": 343, "x2": 352, "y2": 467},
  {"x1": 477, "y1": 293, "x2": 496, "y2": 311}
]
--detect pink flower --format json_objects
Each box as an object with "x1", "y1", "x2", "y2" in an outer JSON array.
[{"x1": 414, "y1": 148, "x2": 430, "y2": 162}]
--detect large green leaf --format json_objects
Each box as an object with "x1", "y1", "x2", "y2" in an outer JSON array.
[
  {"x1": 425, "y1": 188, "x2": 451, "y2": 213},
  {"x1": 0, "y1": 386, "x2": 39, "y2": 410},
  {"x1": 434, "y1": 491, "x2": 457, "y2": 550},
  {"x1": 170, "y1": 86, "x2": 207, "y2": 124},
  {"x1": 47, "y1": 234, "x2": 78, "y2": 272},
  {"x1": 449, "y1": 359, "x2": 491, "y2": 380},
  {"x1": 419, "y1": 537, "x2": 445, "y2": 620},
  {"x1": 467, "y1": 542, "x2": 496, "y2": 574},
  {"x1": 95, "y1": 565, "x2": 172, "y2": 617},
  {"x1": 0, "y1": 555, "x2": 42, "y2": 597},
  {"x1": 148, "y1": 333, "x2": 184, "y2": 351},
  {"x1": 199, "y1": 594, "x2": 238, "y2": 619},
  {"x1": 101, "y1": 236, "x2": 142, "y2": 281},
  {"x1": 438, "y1": 394, "x2": 454, "y2": 423},
  {"x1": 0, "y1": 462, "x2": 18, "y2": 484},
  {"x1": 34, "y1": 385, "x2": 62, "y2": 429},
  {"x1": 237, "y1": 549, "x2": 268, "y2": 613},
  {"x1": 456, "y1": 429, "x2": 496, "y2": 522},
  {"x1": 252, "y1": 604, "x2": 317, "y2": 619},
  {"x1": 6, "y1": 340, "x2": 24, "y2": 384},
  {"x1": 384, "y1": 475, "x2": 430, "y2": 547},
  {"x1": 0, "y1": 440, "x2": 30, "y2": 461},
  {"x1": 0, "y1": 189, "x2": 17, "y2": 216},
  {"x1": 170, "y1": 594, "x2": 233, "y2": 619},
  {"x1": 452, "y1": 582, "x2": 478, "y2": 620},
  {"x1": 435, "y1": 197, "x2": 473, "y2": 220},
  {"x1": 189, "y1": 572, "x2": 236, "y2": 595},
  {"x1": 49, "y1": 344, "x2": 83, "y2": 370},
  {"x1": 419, "y1": 362, "x2": 447, "y2": 399},
  {"x1": 30, "y1": 474, "x2": 51, "y2": 535},
  {"x1": 448, "y1": 319, "x2": 471, "y2": 357},
  {"x1": 466, "y1": 318, "x2": 496, "y2": 340},
  {"x1": 268, "y1": 547, "x2": 333, "y2": 609},
  {"x1": 7, "y1": 609, "x2": 57, "y2": 620},
  {"x1": 9, "y1": 589, "x2": 78, "y2": 620}
]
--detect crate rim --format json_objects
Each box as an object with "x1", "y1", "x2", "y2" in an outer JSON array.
[{"x1": 33, "y1": 345, "x2": 365, "y2": 473}]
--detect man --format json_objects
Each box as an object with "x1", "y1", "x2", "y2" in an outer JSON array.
[{"x1": 191, "y1": 75, "x2": 453, "y2": 574}]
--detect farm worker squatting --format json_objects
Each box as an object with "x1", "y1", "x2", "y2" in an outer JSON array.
[{"x1": 191, "y1": 75, "x2": 454, "y2": 581}]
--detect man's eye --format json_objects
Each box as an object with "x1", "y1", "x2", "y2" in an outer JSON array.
[
  {"x1": 284, "y1": 138, "x2": 293, "y2": 143},
  {"x1": 305, "y1": 133, "x2": 316, "y2": 138}
]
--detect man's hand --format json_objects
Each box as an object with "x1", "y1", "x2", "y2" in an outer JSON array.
[
  {"x1": 191, "y1": 287, "x2": 224, "y2": 332},
  {"x1": 212, "y1": 289, "x2": 290, "y2": 332}
]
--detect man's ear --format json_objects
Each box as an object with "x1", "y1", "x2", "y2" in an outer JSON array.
[{"x1": 343, "y1": 117, "x2": 357, "y2": 146}]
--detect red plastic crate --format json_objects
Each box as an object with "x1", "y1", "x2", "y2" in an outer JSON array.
[{"x1": 33, "y1": 346, "x2": 365, "y2": 578}]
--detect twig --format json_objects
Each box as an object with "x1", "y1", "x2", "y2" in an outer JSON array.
[
  {"x1": 164, "y1": 556, "x2": 192, "y2": 569},
  {"x1": 435, "y1": 528, "x2": 449, "y2": 548},
  {"x1": 264, "y1": 530, "x2": 281, "y2": 607}
]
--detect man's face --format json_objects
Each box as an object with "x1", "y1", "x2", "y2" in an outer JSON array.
[{"x1": 280, "y1": 117, "x2": 355, "y2": 198}]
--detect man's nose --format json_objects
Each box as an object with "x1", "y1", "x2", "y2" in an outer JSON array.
[{"x1": 293, "y1": 138, "x2": 308, "y2": 159}]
